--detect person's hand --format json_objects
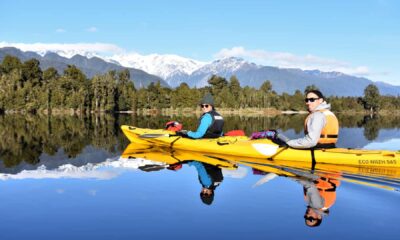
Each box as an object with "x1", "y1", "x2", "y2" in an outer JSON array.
[
  {"x1": 250, "y1": 131, "x2": 262, "y2": 139},
  {"x1": 264, "y1": 129, "x2": 277, "y2": 139},
  {"x1": 176, "y1": 130, "x2": 188, "y2": 137}
]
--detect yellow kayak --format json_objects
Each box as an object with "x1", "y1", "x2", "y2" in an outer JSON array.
[{"x1": 121, "y1": 125, "x2": 400, "y2": 168}]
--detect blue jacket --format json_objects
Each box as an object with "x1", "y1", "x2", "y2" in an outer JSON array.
[
  {"x1": 187, "y1": 111, "x2": 224, "y2": 139},
  {"x1": 187, "y1": 113, "x2": 213, "y2": 139}
]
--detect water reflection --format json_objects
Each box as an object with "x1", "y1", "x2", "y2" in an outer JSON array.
[
  {"x1": 1, "y1": 114, "x2": 399, "y2": 239},
  {"x1": 1, "y1": 113, "x2": 400, "y2": 175},
  {"x1": 121, "y1": 143, "x2": 238, "y2": 205},
  {"x1": 0, "y1": 138, "x2": 399, "y2": 237},
  {"x1": 252, "y1": 165, "x2": 340, "y2": 227},
  {"x1": 119, "y1": 143, "x2": 400, "y2": 226}
]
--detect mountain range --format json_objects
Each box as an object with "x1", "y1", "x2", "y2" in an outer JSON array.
[
  {"x1": 1, "y1": 47, "x2": 399, "y2": 96},
  {"x1": 0, "y1": 47, "x2": 167, "y2": 88}
]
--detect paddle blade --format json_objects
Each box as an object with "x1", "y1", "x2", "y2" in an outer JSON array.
[
  {"x1": 139, "y1": 133, "x2": 178, "y2": 138},
  {"x1": 252, "y1": 173, "x2": 278, "y2": 188},
  {"x1": 139, "y1": 133, "x2": 174, "y2": 138}
]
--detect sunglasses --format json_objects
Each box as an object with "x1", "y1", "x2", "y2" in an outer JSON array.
[
  {"x1": 304, "y1": 98, "x2": 320, "y2": 103},
  {"x1": 304, "y1": 215, "x2": 317, "y2": 222},
  {"x1": 200, "y1": 104, "x2": 210, "y2": 108},
  {"x1": 201, "y1": 189, "x2": 213, "y2": 196}
]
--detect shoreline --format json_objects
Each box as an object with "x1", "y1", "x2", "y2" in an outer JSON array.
[{"x1": 2, "y1": 108, "x2": 400, "y2": 116}]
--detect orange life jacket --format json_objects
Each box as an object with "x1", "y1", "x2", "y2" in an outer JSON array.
[
  {"x1": 303, "y1": 174, "x2": 341, "y2": 209},
  {"x1": 304, "y1": 109, "x2": 339, "y2": 145},
  {"x1": 315, "y1": 175, "x2": 341, "y2": 209}
]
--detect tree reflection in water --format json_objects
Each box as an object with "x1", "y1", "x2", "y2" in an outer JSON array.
[{"x1": 0, "y1": 113, "x2": 399, "y2": 168}]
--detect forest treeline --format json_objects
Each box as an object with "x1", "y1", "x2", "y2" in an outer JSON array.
[{"x1": 0, "y1": 55, "x2": 399, "y2": 114}]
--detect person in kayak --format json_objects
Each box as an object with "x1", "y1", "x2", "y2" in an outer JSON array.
[
  {"x1": 177, "y1": 93, "x2": 224, "y2": 139},
  {"x1": 253, "y1": 90, "x2": 339, "y2": 149}
]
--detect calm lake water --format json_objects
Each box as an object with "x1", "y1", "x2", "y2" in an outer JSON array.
[{"x1": 0, "y1": 114, "x2": 399, "y2": 240}]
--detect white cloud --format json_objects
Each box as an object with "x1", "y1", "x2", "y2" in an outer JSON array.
[
  {"x1": 214, "y1": 46, "x2": 373, "y2": 77},
  {"x1": 0, "y1": 41, "x2": 124, "y2": 57},
  {"x1": 87, "y1": 27, "x2": 98, "y2": 32},
  {"x1": 56, "y1": 28, "x2": 66, "y2": 33}
]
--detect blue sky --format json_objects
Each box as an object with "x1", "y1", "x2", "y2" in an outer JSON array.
[{"x1": 0, "y1": 0, "x2": 399, "y2": 85}]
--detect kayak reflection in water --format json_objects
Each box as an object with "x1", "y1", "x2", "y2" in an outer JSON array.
[
  {"x1": 300, "y1": 173, "x2": 341, "y2": 227},
  {"x1": 176, "y1": 93, "x2": 224, "y2": 139},
  {"x1": 169, "y1": 161, "x2": 223, "y2": 205},
  {"x1": 121, "y1": 144, "x2": 232, "y2": 205}
]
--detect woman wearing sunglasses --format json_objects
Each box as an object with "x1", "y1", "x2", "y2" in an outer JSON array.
[
  {"x1": 177, "y1": 93, "x2": 224, "y2": 139},
  {"x1": 260, "y1": 90, "x2": 339, "y2": 149}
]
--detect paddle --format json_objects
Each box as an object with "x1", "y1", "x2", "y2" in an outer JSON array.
[{"x1": 139, "y1": 133, "x2": 178, "y2": 138}]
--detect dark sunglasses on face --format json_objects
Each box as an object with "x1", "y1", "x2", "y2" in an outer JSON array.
[
  {"x1": 304, "y1": 215, "x2": 317, "y2": 222},
  {"x1": 200, "y1": 104, "x2": 210, "y2": 108},
  {"x1": 304, "y1": 98, "x2": 320, "y2": 103}
]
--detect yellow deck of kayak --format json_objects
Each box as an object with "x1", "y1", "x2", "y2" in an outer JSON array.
[{"x1": 121, "y1": 125, "x2": 400, "y2": 168}]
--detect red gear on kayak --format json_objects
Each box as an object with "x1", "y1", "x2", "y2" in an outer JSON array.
[
  {"x1": 165, "y1": 121, "x2": 183, "y2": 131},
  {"x1": 167, "y1": 163, "x2": 183, "y2": 171}
]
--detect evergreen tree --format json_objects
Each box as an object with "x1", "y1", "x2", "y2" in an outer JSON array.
[
  {"x1": 260, "y1": 80, "x2": 272, "y2": 108},
  {"x1": 290, "y1": 90, "x2": 305, "y2": 111},
  {"x1": 304, "y1": 84, "x2": 319, "y2": 94},
  {"x1": 172, "y1": 82, "x2": 194, "y2": 108},
  {"x1": 1, "y1": 55, "x2": 22, "y2": 74},
  {"x1": 62, "y1": 65, "x2": 88, "y2": 111},
  {"x1": 43, "y1": 68, "x2": 59, "y2": 112},
  {"x1": 104, "y1": 70, "x2": 117, "y2": 112},
  {"x1": 363, "y1": 84, "x2": 380, "y2": 113},
  {"x1": 208, "y1": 75, "x2": 228, "y2": 97},
  {"x1": 117, "y1": 69, "x2": 136, "y2": 111}
]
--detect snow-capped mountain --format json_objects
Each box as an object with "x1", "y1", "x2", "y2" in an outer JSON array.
[
  {"x1": 196, "y1": 57, "x2": 258, "y2": 74},
  {"x1": 34, "y1": 49, "x2": 98, "y2": 59},
  {"x1": 36, "y1": 49, "x2": 123, "y2": 65},
  {"x1": 187, "y1": 57, "x2": 261, "y2": 87},
  {"x1": 108, "y1": 53, "x2": 206, "y2": 87},
  {"x1": 1, "y1": 46, "x2": 400, "y2": 96},
  {"x1": 303, "y1": 69, "x2": 345, "y2": 78}
]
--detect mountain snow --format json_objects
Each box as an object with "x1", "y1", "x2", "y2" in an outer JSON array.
[
  {"x1": 304, "y1": 69, "x2": 345, "y2": 78},
  {"x1": 33, "y1": 49, "x2": 102, "y2": 59},
  {"x1": 190, "y1": 57, "x2": 261, "y2": 87},
  {"x1": 195, "y1": 57, "x2": 255, "y2": 74},
  {"x1": 108, "y1": 53, "x2": 206, "y2": 85},
  {"x1": 0, "y1": 157, "x2": 166, "y2": 180}
]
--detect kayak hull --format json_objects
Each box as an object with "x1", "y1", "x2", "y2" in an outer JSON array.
[{"x1": 121, "y1": 125, "x2": 400, "y2": 168}]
